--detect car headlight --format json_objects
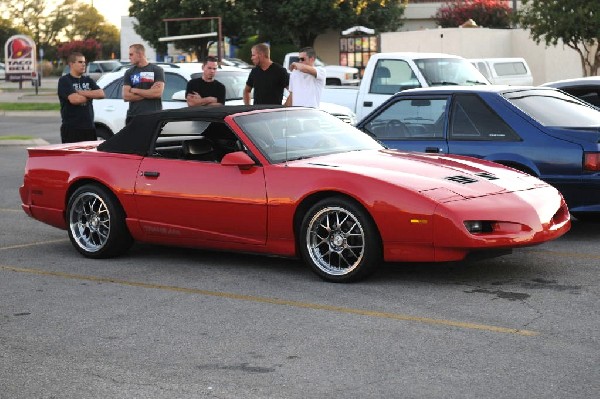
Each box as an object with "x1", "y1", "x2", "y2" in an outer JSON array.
[{"x1": 464, "y1": 220, "x2": 494, "y2": 234}]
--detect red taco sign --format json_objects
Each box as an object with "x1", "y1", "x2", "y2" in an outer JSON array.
[{"x1": 4, "y1": 35, "x2": 37, "y2": 81}]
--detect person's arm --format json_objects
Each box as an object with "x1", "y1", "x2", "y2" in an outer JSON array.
[
  {"x1": 67, "y1": 92, "x2": 89, "y2": 105},
  {"x1": 122, "y1": 84, "x2": 140, "y2": 102},
  {"x1": 243, "y1": 84, "x2": 252, "y2": 105},
  {"x1": 290, "y1": 62, "x2": 318, "y2": 77},
  {"x1": 214, "y1": 82, "x2": 226, "y2": 106},
  {"x1": 129, "y1": 81, "x2": 164, "y2": 99},
  {"x1": 77, "y1": 88, "x2": 105, "y2": 100},
  {"x1": 186, "y1": 92, "x2": 219, "y2": 107},
  {"x1": 284, "y1": 92, "x2": 293, "y2": 107},
  {"x1": 58, "y1": 77, "x2": 86, "y2": 105}
]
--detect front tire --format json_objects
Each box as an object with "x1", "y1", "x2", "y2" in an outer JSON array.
[
  {"x1": 67, "y1": 184, "x2": 133, "y2": 258},
  {"x1": 300, "y1": 197, "x2": 382, "y2": 282}
]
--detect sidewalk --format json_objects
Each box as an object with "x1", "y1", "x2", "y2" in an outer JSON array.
[
  {"x1": 0, "y1": 77, "x2": 59, "y2": 146},
  {"x1": 0, "y1": 76, "x2": 59, "y2": 104}
]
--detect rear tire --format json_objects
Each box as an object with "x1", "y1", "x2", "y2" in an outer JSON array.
[
  {"x1": 300, "y1": 197, "x2": 382, "y2": 282},
  {"x1": 67, "y1": 184, "x2": 133, "y2": 258}
]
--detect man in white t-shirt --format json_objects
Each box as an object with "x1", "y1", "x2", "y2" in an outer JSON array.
[{"x1": 284, "y1": 47, "x2": 326, "y2": 108}]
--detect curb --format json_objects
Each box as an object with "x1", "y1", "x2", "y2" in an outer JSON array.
[
  {"x1": 0, "y1": 110, "x2": 60, "y2": 117},
  {"x1": 0, "y1": 138, "x2": 50, "y2": 147}
]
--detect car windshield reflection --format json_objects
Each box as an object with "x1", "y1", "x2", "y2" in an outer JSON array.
[
  {"x1": 234, "y1": 109, "x2": 382, "y2": 164},
  {"x1": 504, "y1": 89, "x2": 600, "y2": 128}
]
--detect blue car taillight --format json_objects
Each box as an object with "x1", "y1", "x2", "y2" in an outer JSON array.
[{"x1": 584, "y1": 152, "x2": 600, "y2": 171}]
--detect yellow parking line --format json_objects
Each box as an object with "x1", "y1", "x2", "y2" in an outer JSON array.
[
  {"x1": 0, "y1": 265, "x2": 538, "y2": 337},
  {"x1": 0, "y1": 208, "x2": 22, "y2": 213},
  {"x1": 0, "y1": 239, "x2": 69, "y2": 251}
]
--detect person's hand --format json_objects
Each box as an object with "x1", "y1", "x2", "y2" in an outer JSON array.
[{"x1": 290, "y1": 62, "x2": 299, "y2": 71}]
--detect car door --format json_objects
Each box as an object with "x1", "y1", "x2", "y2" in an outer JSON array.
[
  {"x1": 446, "y1": 93, "x2": 584, "y2": 179},
  {"x1": 133, "y1": 121, "x2": 268, "y2": 245},
  {"x1": 359, "y1": 94, "x2": 450, "y2": 154},
  {"x1": 356, "y1": 59, "x2": 423, "y2": 120},
  {"x1": 95, "y1": 71, "x2": 190, "y2": 134}
]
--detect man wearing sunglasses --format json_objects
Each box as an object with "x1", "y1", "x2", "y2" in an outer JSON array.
[{"x1": 284, "y1": 47, "x2": 326, "y2": 108}]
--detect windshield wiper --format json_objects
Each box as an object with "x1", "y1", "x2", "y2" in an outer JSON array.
[
  {"x1": 429, "y1": 81, "x2": 459, "y2": 86},
  {"x1": 465, "y1": 80, "x2": 488, "y2": 85}
]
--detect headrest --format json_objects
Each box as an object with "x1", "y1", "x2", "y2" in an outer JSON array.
[
  {"x1": 182, "y1": 138, "x2": 213, "y2": 155},
  {"x1": 374, "y1": 66, "x2": 391, "y2": 79}
]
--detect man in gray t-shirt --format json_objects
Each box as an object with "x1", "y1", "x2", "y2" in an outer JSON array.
[{"x1": 123, "y1": 43, "x2": 165, "y2": 124}]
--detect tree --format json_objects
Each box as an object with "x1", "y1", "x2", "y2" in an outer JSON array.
[
  {"x1": 257, "y1": 0, "x2": 405, "y2": 48},
  {"x1": 57, "y1": 39, "x2": 102, "y2": 62},
  {"x1": 0, "y1": 18, "x2": 23, "y2": 60},
  {"x1": 434, "y1": 0, "x2": 512, "y2": 28},
  {"x1": 517, "y1": 0, "x2": 600, "y2": 76},
  {"x1": 1, "y1": 0, "x2": 76, "y2": 60},
  {"x1": 129, "y1": 0, "x2": 404, "y2": 61},
  {"x1": 64, "y1": 4, "x2": 120, "y2": 60},
  {"x1": 1, "y1": 0, "x2": 120, "y2": 61},
  {"x1": 129, "y1": 0, "x2": 258, "y2": 61}
]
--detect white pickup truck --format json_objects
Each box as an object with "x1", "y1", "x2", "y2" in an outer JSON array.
[
  {"x1": 320, "y1": 52, "x2": 489, "y2": 120},
  {"x1": 283, "y1": 52, "x2": 360, "y2": 86}
]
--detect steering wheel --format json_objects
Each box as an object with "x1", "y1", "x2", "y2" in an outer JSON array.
[{"x1": 385, "y1": 119, "x2": 409, "y2": 138}]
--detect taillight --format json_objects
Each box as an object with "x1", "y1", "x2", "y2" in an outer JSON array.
[{"x1": 584, "y1": 152, "x2": 600, "y2": 171}]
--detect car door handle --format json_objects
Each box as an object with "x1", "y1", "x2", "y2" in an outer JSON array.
[
  {"x1": 143, "y1": 171, "x2": 160, "y2": 178},
  {"x1": 425, "y1": 147, "x2": 443, "y2": 153},
  {"x1": 363, "y1": 101, "x2": 373, "y2": 107}
]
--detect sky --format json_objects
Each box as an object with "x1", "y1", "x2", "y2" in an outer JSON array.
[{"x1": 93, "y1": 0, "x2": 131, "y2": 29}]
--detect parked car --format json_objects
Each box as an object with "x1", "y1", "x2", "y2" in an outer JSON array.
[
  {"x1": 541, "y1": 76, "x2": 600, "y2": 107},
  {"x1": 0, "y1": 62, "x2": 5, "y2": 80},
  {"x1": 356, "y1": 86, "x2": 600, "y2": 220},
  {"x1": 93, "y1": 63, "x2": 356, "y2": 139},
  {"x1": 470, "y1": 58, "x2": 533, "y2": 85},
  {"x1": 20, "y1": 106, "x2": 570, "y2": 282},
  {"x1": 283, "y1": 52, "x2": 360, "y2": 86},
  {"x1": 321, "y1": 52, "x2": 489, "y2": 120},
  {"x1": 85, "y1": 60, "x2": 122, "y2": 81},
  {"x1": 221, "y1": 57, "x2": 252, "y2": 69}
]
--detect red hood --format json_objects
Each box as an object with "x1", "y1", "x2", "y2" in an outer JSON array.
[{"x1": 289, "y1": 149, "x2": 548, "y2": 202}]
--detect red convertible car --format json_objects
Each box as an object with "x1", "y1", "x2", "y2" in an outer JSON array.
[{"x1": 20, "y1": 105, "x2": 570, "y2": 282}]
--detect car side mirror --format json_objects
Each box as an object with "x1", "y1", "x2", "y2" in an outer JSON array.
[
  {"x1": 172, "y1": 90, "x2": 186, "y2": 101},
  {"x1": 221, "y1": 151, "x2": 256, "y2": 170}
]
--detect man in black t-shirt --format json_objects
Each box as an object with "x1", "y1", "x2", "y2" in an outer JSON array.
[
  {"x1": 57, "y1": 52, "x2": 105, "y2": 143},
  {"x1": 244, "y1": 43, "x2": 289, "y2": 105},
  {"x1": 185, "y1": 56, "x2": 226, "y2": 107}
]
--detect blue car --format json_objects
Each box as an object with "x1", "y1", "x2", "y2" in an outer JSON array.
[{"x1": 356, "y1": 86, "x2": 600, "y2": 220}]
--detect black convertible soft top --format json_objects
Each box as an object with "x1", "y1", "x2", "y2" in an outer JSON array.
[{"x1": 97, "y1": 105, "x2": 284, "y2": 156}]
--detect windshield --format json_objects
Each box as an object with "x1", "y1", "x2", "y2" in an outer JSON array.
[
  {"x1": 234, "y1": 109, "x2": 382, "y2": 164},
  {"x1": 415, "y1": 58, "x2": 489, "y2": 86},
  {"x1": 191, "y1": 70, "x2": 250, "y2": 100},
  {"x1": 100, "y1": 61, "x2": 122, "y2": 72},
  {"x1": 504, "y1": 89, "x2": 600, "y2": 128}
]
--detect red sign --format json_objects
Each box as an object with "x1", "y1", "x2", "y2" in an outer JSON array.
[{"x1": 4, "y1": 35, "x2": 37, "y2": 80}]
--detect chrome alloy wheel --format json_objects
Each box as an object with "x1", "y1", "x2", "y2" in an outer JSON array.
[
  {"x1": 68, "y1": 191, "x2": 111, "y2": 253},
  {"x1": 305, "y1": 206, "x2": 365, "y2": 276}
]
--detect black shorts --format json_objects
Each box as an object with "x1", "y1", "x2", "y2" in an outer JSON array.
[{"x1": 60, "y1": 126, "x2": 97, "y2": 144}]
